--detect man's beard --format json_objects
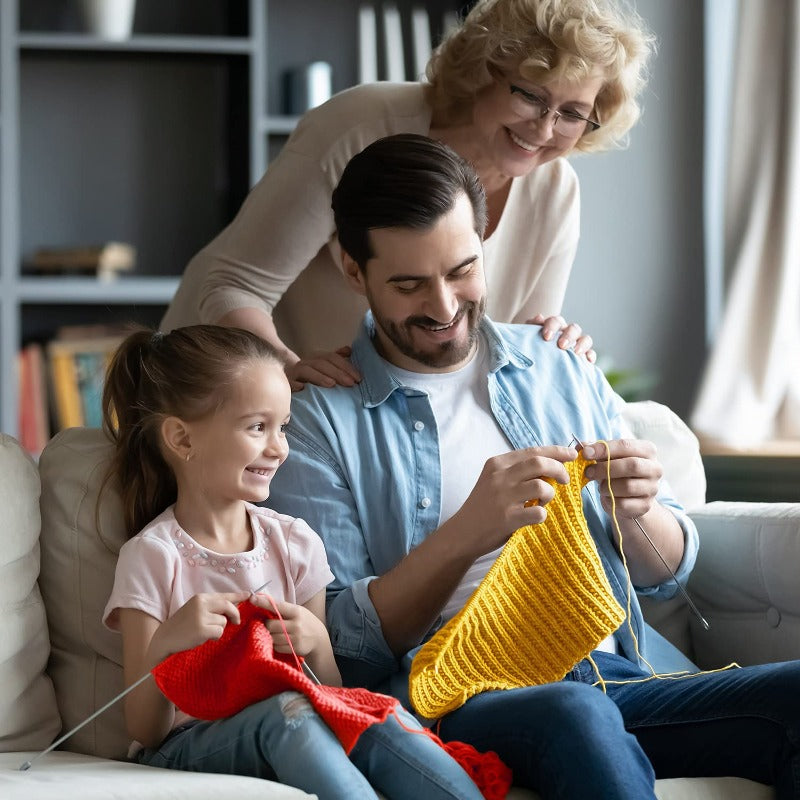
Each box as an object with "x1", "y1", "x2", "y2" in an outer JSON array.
[{"x1": 373, "y1": 297, "x2": 486, "y2": 369}]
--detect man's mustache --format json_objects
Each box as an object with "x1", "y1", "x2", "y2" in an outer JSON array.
[{"x1": 404, "y1": 303, "x2": 476, "y2": 328}]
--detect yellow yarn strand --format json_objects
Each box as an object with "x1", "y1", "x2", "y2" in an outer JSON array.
[
  {"x1": 593, "y1": 440, "x2": 740, "y2": 687},
  {"x1": 599, "y1": 440, "x2": 659, "y2": 677}
]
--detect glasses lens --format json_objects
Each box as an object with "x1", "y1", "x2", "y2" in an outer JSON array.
[
  {"x1": 509, "y1": 84, "x2": 598, "y2": 137},
  {"x1": 553, "y1": 114, "x2": 588, "y2": 136},
  {"x1": 509, "y1": 88, "x2": 546, "y2": 119}
]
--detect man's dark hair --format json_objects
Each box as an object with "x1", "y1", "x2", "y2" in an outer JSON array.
[{"x1": 331, "y1": 133, "x2": 488, "y2": 270}]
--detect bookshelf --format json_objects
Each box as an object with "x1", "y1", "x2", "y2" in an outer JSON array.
[{"x1": 0, "y1": 0, "x2": 461, "y2": 442}]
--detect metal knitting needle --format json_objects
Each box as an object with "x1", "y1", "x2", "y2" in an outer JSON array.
[
  {"x1": 301, "y1": 662, "x2": 323, "y2": 685},
  {"x1": 570, "y1": 434, "x2": 710, "y2": 631},
  {"x1": 21, "y1": 580, "x2": 278, "y2": 771},
  {"x1": 19, "y1": 672, "x2": 152, "y2": 771},
  {"x1": 250, "y1": 578, "x2": 273, "y2": 596}
]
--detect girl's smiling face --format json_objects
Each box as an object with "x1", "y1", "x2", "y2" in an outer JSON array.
[{"x1": 186, "y1": 359, "x2": 292, "y2": 504}]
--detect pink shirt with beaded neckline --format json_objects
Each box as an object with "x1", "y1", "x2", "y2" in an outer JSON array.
[{"x1": 103, "y1": 502, "x2": 334, "y2": 632}]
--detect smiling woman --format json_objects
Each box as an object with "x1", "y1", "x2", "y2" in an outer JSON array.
[{"x1": 161, "y1": 0, "x2": 655, "y2": 388}]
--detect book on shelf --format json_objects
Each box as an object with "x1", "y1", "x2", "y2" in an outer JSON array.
[
  {"x1": 410, "y1": 7, "x2": 432, "y2": 80},
  {"x1": 17, "y1": 342, "x2": 50, "y2": 455},
  {"x1": 46, "y1": 327, "x2": 127, "y2": 433},
  {"x1": 382, "y1": 4, "x2": 405, "y2": 81},
  {"x1": 23, "y1": 241, "x2": 136, "y2": 281},
  {"x1": 358, "y1": 5, "x2": 379, "y2": 83}
]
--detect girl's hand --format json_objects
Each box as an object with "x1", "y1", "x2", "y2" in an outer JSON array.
[
  {"x1": 149, "y1": 591, "x2": 250, "y2": 663},
  {"x1": 526, "y1": 314, "x2": 596, "y2": 363},
  {"x1": 285, "y1": 345, "x2": 361, "y2": 391},
  {"x1": 251, "y1": 595, "x2": 329, "y2": 657},
  {"x1": 582, "y1": 439, "x2": 662, "y2": 519}
]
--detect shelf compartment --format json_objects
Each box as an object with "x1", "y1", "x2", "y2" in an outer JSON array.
[
  {"x1": 19, "y1": 51, "x2": 249, "y2": 279},
  {"x1": 21, "y1": 301, "x2": 168, "y2": 346}
]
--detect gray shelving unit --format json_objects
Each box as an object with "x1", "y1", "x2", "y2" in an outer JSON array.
[
  {"x1": 1, "y1": 0, "x2": 460, "y2": 440},
  {"x1": 1, "y1": 0, "x2": 264, "y2": 437}
]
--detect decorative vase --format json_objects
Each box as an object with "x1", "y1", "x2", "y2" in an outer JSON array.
[{"x1": 80, "y1": 0, "x2": 136, "y2": 40}]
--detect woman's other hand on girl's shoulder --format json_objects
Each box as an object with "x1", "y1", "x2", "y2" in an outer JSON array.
[
  {"x1": 285, "y1": 345, "x2": 362, "y2": 391},
  {"x1": 526, "y1": 313, "x2": 596, "y2": 363}
]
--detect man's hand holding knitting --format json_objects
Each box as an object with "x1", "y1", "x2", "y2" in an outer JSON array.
[
  {"x1": 451, "y1": 445, "x2": 580, "y2": 557},
  {"x1": 366, "y1": 445, "x2": 579, "y2": 657},
  {"x1": 582, "y1": 438, "x2": 685, "y2": 587}
]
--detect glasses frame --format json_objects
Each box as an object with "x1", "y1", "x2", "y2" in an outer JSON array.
[{"x1": 508, "y1": 83, "x2": 601, "y2": 136}]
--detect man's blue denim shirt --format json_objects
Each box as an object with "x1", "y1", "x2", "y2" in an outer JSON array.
[{"x1": 268, "y1": 314, "x2": 700, "y2": 692}]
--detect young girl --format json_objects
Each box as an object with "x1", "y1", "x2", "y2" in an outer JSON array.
[{"x1": 101, "y1": 325, "x2": 486, "y2": 800}]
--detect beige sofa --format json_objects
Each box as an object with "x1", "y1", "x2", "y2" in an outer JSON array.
[{"x1": 1, "y1": 401, "x2": 797, "y2": 799}]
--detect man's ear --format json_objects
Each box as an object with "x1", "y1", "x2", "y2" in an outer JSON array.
[
  {"x1": 161, "y1": 416, "x2": 193, "y2": 463},
  {"x1": 341, "y1": 249, "x2": 368, "y2": 296}
]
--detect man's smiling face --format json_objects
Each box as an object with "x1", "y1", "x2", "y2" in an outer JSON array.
[{"x1": 344, "y1": 192, "x2": 486, "y2": 373}]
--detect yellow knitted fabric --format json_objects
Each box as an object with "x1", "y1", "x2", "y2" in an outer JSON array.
[{"x1": 409, "y1": 454, "x2": 626, "y2": 719}]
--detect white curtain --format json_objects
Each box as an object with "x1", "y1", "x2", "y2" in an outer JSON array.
[{"x1": 691, "y1": 0, "x2": 800, "y2": 448}]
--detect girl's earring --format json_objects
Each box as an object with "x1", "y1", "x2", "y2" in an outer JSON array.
[{"x1": 185, "y1": 452, "x2": 191, "y2": 462}]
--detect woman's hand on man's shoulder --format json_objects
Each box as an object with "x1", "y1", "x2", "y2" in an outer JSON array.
[
  {"x1": 526, "y1": 313, "x2": 596, "y2": 363},
  {"x1": 285, "y1": 345, "x2": 362, "y2": 391}
]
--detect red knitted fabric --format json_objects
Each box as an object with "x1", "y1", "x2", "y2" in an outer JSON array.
[
  {"x1": 152, "y1": 601, "x2": 396, "y2": 753},
  {"x1": 152, "y1": 601, "x2": 511, "y2": 799}
]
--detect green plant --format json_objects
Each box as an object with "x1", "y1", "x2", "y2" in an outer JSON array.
[{"x1": 597, "y1": 357, "x2": 658, "y2": 403}]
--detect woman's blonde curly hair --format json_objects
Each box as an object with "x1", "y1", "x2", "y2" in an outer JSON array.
[{"x1": 425, "y1": 0, "x2": 655, "y2": 152}]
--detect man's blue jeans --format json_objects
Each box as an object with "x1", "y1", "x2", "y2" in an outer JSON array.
[
  {"x1": 438, "y1": 651, "x2": 800, "y2": 799},
  {"x1": 137, "y1": 691, "x2": 486, "y2": 800}
]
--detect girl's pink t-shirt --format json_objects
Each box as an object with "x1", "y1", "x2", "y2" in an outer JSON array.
[{"x1": 104, "y1": 502, "x2": 335, "y2": 631}]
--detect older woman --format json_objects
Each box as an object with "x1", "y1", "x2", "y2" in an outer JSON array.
[{"x1": 162, "y1": 0, "x2": 653, "y2": 388}]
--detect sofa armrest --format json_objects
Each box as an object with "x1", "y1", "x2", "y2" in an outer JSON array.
[{"x1": 687, "y1": 502, "x2": 800, "y2": 669}]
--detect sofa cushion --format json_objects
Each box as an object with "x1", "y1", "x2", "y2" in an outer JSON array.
[
  {"x1": 0, "y1": 434, "x2": 61, "y2": 751},
  {"x1": 1, "y1": 750, "x2": 316, "y2": 799},
  {"x1": 688, "y1": 501, "x2": 800, "y2": 670},
  {"x1": 38, "y1": 427, "x2": 129, "y2": 759}
]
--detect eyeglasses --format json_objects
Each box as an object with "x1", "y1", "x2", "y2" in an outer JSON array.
[{"x1": 508, "y1": 83, "x2": 601, "y2": 137}]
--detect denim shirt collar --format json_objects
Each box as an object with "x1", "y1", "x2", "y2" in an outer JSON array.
[{"x1": 350, "y1": 311, "x2": 535, "y2": 408}]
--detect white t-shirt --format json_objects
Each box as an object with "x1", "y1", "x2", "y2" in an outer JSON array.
[
  {"x1": 385, "y1": 336, "x2": 617, "y2": 652},
  {"x1": 385, "y1": 335, "x2": 511, "y2": 621}
]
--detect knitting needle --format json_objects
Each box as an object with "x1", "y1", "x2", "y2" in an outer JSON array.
[
  {"x1": 253, "y1": 578, "x2": 320, "y2": 682},
  {"x1": 20, "y1": 579, "x2": 277, "y2": 771},
  {"x1": 250, "y1": 578, "x2": 273, "y2": 596},
  {"x1": 19, "y1": 672, "x2": 152, "y2": 771},
  {"x1": 257, "y1": 589, "x2": 323, "y2": 685},
  {"x1": 570, "y1": 434, "x2": 710, "y2": 631},
  {"x1": 301, "y1": 662, "x2": 323, "y2": 685}
]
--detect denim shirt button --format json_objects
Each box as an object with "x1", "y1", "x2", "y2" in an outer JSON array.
[
  {"x1": 413, "y1": 420, "x2": 425, "y2": 431},
  {"x1": 419, "y1": 497, "x2": 431, "y2": 509}
]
